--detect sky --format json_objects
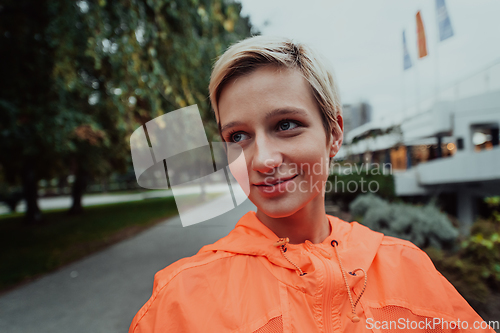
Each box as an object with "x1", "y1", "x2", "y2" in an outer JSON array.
[{"x1": 238, "y1": 0, "x2": 500, "y2": 125}]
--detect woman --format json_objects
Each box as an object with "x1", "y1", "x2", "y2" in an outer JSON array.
[{"x1": 129, "y1": 36, "x2": 493, "y2": 332}]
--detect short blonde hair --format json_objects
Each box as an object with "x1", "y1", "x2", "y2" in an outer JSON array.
[{"x1": 209, "y1": 36, "x2": 343, "y2": 138}]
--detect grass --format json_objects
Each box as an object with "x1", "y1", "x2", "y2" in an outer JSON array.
[{"x1": 0, "y1": 196, "x2": 184, "y2": 292}]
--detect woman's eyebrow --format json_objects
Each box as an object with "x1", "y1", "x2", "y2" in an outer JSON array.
[
  {"x1": 220, "y1": 108, "x2": 308, "y2": 134},
  {"x1": 220, "y1": 121, "x2": 244, "y2": 134},
  {"x1": 265, "y1": 108, "x2": 307, "y2": 120}
]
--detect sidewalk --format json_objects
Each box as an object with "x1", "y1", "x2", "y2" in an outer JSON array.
[
  {"x1": 0, "y1": 183, "x2": 231, "y2": 215},
  {"x1": 0, "y1": 195, "x2": 256, "y2": 333}
]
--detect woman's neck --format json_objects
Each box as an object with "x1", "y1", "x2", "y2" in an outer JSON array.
[{"x1": 256, "y1": 194, "x2": 331, "y2": 244}]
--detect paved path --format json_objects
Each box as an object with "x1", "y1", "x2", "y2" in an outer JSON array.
[
  {"x1": 0, "y1": 183, "x2": 230, "y2": 215},
  {"x1": 0, "y1": 195, "x2": 256, "y2": 333}
]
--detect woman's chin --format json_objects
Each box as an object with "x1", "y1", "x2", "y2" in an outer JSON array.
[
  {"x1": 251, "y1": 189, "x2": 325, "y2": 220},
  {"x1": 253, "y1": 198, "x2": 303, "y2": 219}
]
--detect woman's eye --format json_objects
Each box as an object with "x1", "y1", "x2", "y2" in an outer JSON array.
[
  {"x1": 278, "y1": 121, "x2": 298, "y2": 131},
  {"x1": 231, "y1": 132, "x2": 248, "y2": 142}
]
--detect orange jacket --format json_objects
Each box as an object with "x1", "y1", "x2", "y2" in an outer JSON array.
[{"x1": 130, "y1": 212, "x2": 494, "y2": 332}]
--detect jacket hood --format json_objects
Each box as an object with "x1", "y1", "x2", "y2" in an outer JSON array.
[{"x1": 199, "y1": 211, "x2": 384, "y2": 277}]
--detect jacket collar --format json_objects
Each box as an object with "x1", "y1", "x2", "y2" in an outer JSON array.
[{"x1": 199, "y1": 211, "x2": 383, "y2": 275}]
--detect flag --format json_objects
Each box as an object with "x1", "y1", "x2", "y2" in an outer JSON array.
[
  {"x1": 435, "y1": 0, "x2": 454, "y2": 41},
  {"x1": 403, "y1": 31, "x2": 412, "y2": 70},
  {"x1": 416, "y1": 11, "x2": 428, "y2": 58}
]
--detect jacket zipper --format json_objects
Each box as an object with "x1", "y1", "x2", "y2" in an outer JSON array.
[
  {"x1": 306, "y1": 243, "x2": 335, "y2": 333},
  {"x1": 322, "y1": 256, "x2": 335, "y2": 333}
]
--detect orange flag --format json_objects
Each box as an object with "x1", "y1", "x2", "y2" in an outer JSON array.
[{"x1": 416, "y1": 11, "x2": 428, "y2": 58}]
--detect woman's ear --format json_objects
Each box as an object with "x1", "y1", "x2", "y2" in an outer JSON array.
[{"x1": 329, "y1": 115, "x2": 343, "y2": 158}]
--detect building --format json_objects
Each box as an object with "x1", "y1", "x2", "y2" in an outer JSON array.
[
  {"x1": 342, "y1": 102, "x2": 372, "y2": 135},
  {"x1": 337, "y1": 67, "x2": 500, "y2": 234}
]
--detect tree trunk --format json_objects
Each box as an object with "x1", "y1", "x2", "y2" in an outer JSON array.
[
  {"x1": 57, "y1": 175, "x2": 68, "y2": 195},
  {"x1": 69, "y1": 166, "x2": 88, "y2": 215},
  {"x1": 22, "y1": 162, "x2": 41, "y2": 224}
]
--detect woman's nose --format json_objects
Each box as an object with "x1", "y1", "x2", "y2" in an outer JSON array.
[{"x1": 251, "y1": 136, "x2": 282, "y2": 174}]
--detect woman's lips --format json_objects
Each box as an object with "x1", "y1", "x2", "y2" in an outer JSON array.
[{"x1": 253, "y1": 174, "x2": 299, "y2": 195}]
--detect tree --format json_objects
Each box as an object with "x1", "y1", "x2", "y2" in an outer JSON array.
[
  {"x1": 0, "y1": 0, "x2": 253, "y2": 223},
  {"x1": 79, "y1": 0, "x2": 253, "y2": 134},
  {"x1": 64, "y1": 0, "x2": 254, "y2": 211},
  {"x1": 0, "y1": 0, "x2": 79, "y2": 223}
]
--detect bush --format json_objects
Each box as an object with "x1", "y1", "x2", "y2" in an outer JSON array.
[
  {"x1": 458, "y1": 198, "x2": 500, "y2": 289},
  {"x1": 349, "y1": 193, "x2": 387, "y2": 217},
  {"x1": 326, "y1": 167, "x2": 395, "y2": 210},
  {"x1": 461, "y1": 219, "x2": 500, "y2": 287},
  {"x1": 427, "y1": 217, "x2": 500, "y2": 303},
  {"x1": 349, "y1": 194, "x2": 459, "y2": 249},
  {"x1": 426, "y1": 197, "x2": 500, "y2": 303}
]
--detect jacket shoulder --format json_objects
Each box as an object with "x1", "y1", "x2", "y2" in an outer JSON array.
[
  {"x1": 329, "y1": 217, "x2": 426, "y2": 264},
  {"x1": 380, "y1": 234, "x2": 421, "y2": 250},
  {"x1": 129, "y1": 250, "x2": 235, "y2": 333},
  {"x1": 151, "y1": 249, "x2": 233, "y2": 290},
  {"x1": 377, "y1": 234, "x2": 436, "y2": 273},
  {"x1": 130, "y1": 249, "x2": 281, "y2": 333},
  {"x1": 345, "y1": 219, "x2": 419, "y2": 249}
]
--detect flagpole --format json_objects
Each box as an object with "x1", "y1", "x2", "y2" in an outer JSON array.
[
  {"x1": 415, "y1": 58, "x2": 420, "y2": 115},
  {"x1": 402, "y1": 67, "x2": 406, "y2": 119},
  {"x1": 434, "y1": 4, "x2": 440, "y2": 102},
  {"x1": 402, "y1": 30, "x2": 414, "y2": 119},
  {"x1": 415, "y1": 13, "x2": 421, "y2": 116},
  {"x1": 434, "y1": 37, "x2": 440, "y2": 102},
  {"x1": 402, "y1": 30, "x2": 408, "y2": 120},
  {"x1": 435, "y1": 0, "x2": 455, "y2": 102}
]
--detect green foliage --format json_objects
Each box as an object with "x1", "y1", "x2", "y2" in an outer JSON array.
[
  {"x1": 426, "y1": 197, "x2": 500, "y2": 302},
  {"x1": 0, "y1": 0, "x2": 253, "y2": 221},
  {"x1": 349, "y1": 193, "x2": 459, "y2": 249},
  {"x1": 461, "y1": 223, "x2": 500, "y2": 282},
  {"x1": 349, "y1": 193, "x2": 387, "y2": 218},
  {"x1": 75, "y1": 0, "x2": 253, "y2": 137},
  {"x1": 0, "y1": 1, "x2": 78, "y2": 181},
  {"x1": 427, "y1": 218, "x2": 500, "y2": 302},
  {"x1": 326, "y1": 167, "x2": 395, "y2": 210},
  {"x1": 485, "y1": 196, "x2": 500, "y2": 223}
]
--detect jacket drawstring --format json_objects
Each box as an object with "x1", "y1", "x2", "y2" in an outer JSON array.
[
  {"x1": 273, "y1": 238, "x2": 367, "y2": 324},
  {"x1": 273, "y1": 238, "x2": 307, "y2": 276},
  {"x1": 332, "y1": 240, "x2": 367, "y2": 323}
]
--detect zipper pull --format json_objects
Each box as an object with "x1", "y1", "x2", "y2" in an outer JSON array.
[
  {"x1": 347, "y1": 312, "x2": 360, "y2": 323},
  {"x1": 273, "y1": 238, "x2": 289, "y2": 247}
]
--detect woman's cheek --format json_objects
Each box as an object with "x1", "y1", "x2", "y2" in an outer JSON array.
[{"x1": 227, "y1": 144, "x2": 251, "y2": 197}]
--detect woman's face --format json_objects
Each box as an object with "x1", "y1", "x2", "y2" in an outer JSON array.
[{"x1": 217, "y1": 66, "x2": 342, "y2": 218}]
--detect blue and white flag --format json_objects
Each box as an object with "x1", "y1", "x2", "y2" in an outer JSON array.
[
  {"x1": 402, "y1": 30, "x2": 412, "y2": 70},
  {"x1": 436, "y1": 0, "x2": 454, "y2": 41}
]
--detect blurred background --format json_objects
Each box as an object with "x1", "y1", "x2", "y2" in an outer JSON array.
[{"x1": 0, "y1": 0, "x2": 499, "y2": 332}]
